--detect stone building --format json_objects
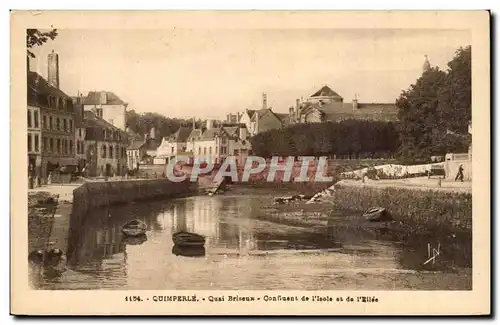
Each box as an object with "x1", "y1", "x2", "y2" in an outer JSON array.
[
  {"x1": 184, "y1": 120, "x2": 251, "y2": 166},
  {"x1": 27, "y1": 50, "x2": 77, "y2": 181},
  {"x1": 82, "y1": 90, "x2": 128, "y2": 131},
  {"x1": 235, "y1": 93, "x2": 284, "y2": 136},
  {"x1": 288, "y1": 85, "x2": 399, "y2": 124},
  {"x1": 80, "y1": 111, "x2": 128, "y2": 177}
]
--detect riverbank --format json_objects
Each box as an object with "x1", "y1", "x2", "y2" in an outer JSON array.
[
  {"x1": 28, "y1": 179, "x2": 197, "y2": 255},
  {"x1": 333, "y1": 179, "x2": 472, "y2": 231}
]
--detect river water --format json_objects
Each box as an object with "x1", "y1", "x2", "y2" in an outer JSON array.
[{"x1": 29, "y1": 187, "x2": 472, "y2": 290}]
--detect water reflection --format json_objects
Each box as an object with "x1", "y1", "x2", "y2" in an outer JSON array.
[
  {"x1": 32, "y1": 192, "x2": 471, "y2": 290},
  {"x1": 172, "y1": 245, "x2": 206, "y2": 257}
]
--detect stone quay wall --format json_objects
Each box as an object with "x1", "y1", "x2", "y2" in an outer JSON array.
[
  {"x1": 332, "y1": 181, "x2": 472, "y2": 231},
  {"x1": 71, "y1": 179, "x2": 197, "y2": 222}
]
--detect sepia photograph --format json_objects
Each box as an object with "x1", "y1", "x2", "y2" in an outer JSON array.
[{"x1": 10, "y1": 10, "x2": 490, "y2": 315}]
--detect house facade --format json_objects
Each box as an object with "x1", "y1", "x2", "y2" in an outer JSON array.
[
  {"x1": 155, "y1": 126, "x2": 192, "y2": 164},
  {"x1": 126, "y1": 131, "x2": 160, "y2": 170},
  {"x1": 232, "y1": 93, "x2": 284, "y2": 136},
  {"x1": 81, "y1": 111, "x2": 128, "y2": 176},
  {"x1": 184, "y1": 121, "x2": 251, "y2": 166},
  {"x1": 28, "y1": 52, "x2": 77, "y2": 181},
  {"x1": 82, "y1": 91, "x2": 128, "y2": 131}
]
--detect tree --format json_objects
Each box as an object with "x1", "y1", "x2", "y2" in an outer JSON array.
[
  {"x1": 26, "y1": 29, "x2": 58, "y2": 58},
  {"x1": 396, "y1": 67, "x2": 447, "y2": 161},
  {"x1": 396, "y1": 45, "x2": 472, "y2": 161},
  {"x1": 438, "y1": 46, "x2": 471, "y2": 134}
]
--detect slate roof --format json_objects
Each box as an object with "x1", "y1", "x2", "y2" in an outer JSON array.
[
  {"x1": 83, "y1": 91, "x2": 126, "y2": 105},
  {"x1": 187, "y1": 129, "x2": 203, "y2": 142},
  {"x1": 200, "y1": 127, "x2": 222, "y2": 140},
  {"x1": 165, "y1": 126, "x2": 192, "y2": 143},
  {"x1": 274, "y1": 113, "x2": 290, "y2": 125},
  {"x1": 310, "y1": 85, "x2": 343, "y2": 99},
  {"x1": 250, "y1": 108, "x2": 272, "y2": 122},
  {"x1": 307, "y1": 101, "x2": 399, "y2": 122},
  {"x1": 27, "y1": 71, "x2": 72, "y2": 104},
  {"x1": 82, "y1": 111, "x2": 126, "y2": 131},
  {"x1": 128, "y1": 140, "x2": 146, "y2": 150}
]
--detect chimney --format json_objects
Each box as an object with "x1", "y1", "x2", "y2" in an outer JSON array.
[
  {"x1": 150, "y1": 127, "x2": 156, "y2": 139},
  {"x1": 262, "y1": 93, "x2": 267, "y2": 109},
  {"x1": 296, "y1": 99, "x2": 300, "y2": 120},
  {"x1": 206, "y1": 119, "x2": 213, "y2": 130},
  {"x1": 353, "y1": 94, "x2": 359, "y2": 110},
  {"x1": 100, "y1": 91, "x2": 107, "y2": 105},
  {"x1": 47, "y1": 50, "x2": 59, "y2": 89}
]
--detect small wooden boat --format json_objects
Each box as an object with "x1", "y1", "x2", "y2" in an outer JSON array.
[
  {"x1": 172, "y1": 231, "x2": 205, "y2": 246},
  {"x1": 122, "y1": 219, "x2": 147, "y2": 237},
  {"x1": 122, "y1": 234, "x2": 148, "y2": 246},
  {"x1": 363, "y1": 207, "x2": 393, "y2": 222}
]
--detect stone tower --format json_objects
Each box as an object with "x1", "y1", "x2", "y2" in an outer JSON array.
[
  {"x1": 422, "y1": 54, "x2": 431, "y2": 73},
  {"x1": 48, "y1": 50, "x2": 59, "y2": 89}
]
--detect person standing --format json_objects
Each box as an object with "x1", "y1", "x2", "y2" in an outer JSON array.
[{"x1": 455, "y1": 164, "x2": 464, "y2": 182}]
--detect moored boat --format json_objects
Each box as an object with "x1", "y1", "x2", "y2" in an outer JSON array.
[
  {"x1": 362, "y1": 207, "x2": 393, "y2": 222},
  {"x1": 172, "y1": 231, "x2": 205, "y2": 246},
  {"x1": 122, "y1": 219, "x2": 147, "y2": 237},
  {"x1": 122, "y1": 233, "x2": 148, "y2": 245}
]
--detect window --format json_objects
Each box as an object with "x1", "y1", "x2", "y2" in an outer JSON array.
[
  {"x1": 56, "y1": 118, "x2": 60, "y2": 131},
  {"x1": 49, "y1": 138, "x2": 54, "y2": 152},
  {"x1": 109, "y1": 145, "x2": 113, "y2": 158},
  {"x1": 49, "y1": 116, "x2": 53, "y2": 130},
  {"x1": 79, "y1": 129, "x2": 82, "y2": 137},
  {"x1": 43, "y1": 137, "x2": 47, "y2": 152},
  {"x1": 67, "y1": 99, "x2": 73, "y2": 112},
  {"x1": 209, "y1": 147, "x2": 212, "y2": 155},
  {"x1": 77, "y1": 141, "x2": 80, "y2": 154},
  {"x1": 203, "y1": 147, "x2": 207, "y2": 155},
  {"x1": 27, "y1": 134, "x2": 32, "y2": 152},
  {"x1": 69, "y1": 120, "x2": 73, "y2": 133},
  {"x1": 102, "y1": 129, "x2": 106, "y2": 139},
  {"x1": 102, "y1": 145, "x2": 107, "y2": 158},
  {"x1": 56, "y1": 139, "x2": 61, "y2": 153},
  {"x1": 198, "y1": 147, "x2": 201, "y2": 155},
  {"x1": 69, "y1": 140, "x2": 73, "y2": 154},
  {"x1": 27, "y1": 111, "x2": 32, "y2": 128},
  {"x1": 62, "y1": 139, "x2": 66, "y2": 154},
  {"x1": 34, "y1": 135, "x2": 39, "y2": 152},
  {"x1": 43, "y1": 115, "x2": 47, "y2": 129},
  {"x1": 63, "y1": 119, "x2": 67, "y2": 132},
  {"x1": 34, "y1": 111, "x2": 39, "y2": 128},
  {"x1": 171, "y1": 147, "x2": 174, "y2": 154}
]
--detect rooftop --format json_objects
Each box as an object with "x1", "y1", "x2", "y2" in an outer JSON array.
[
  {"x1": 27, "y1": 71, "x2": 72, "y2": 101},
  {"x1": 83, "y1": 91, "x2": 127, "y2": 106},
  {"x1": 310, "y1": 85, "x2": 343, "y2": 99}
]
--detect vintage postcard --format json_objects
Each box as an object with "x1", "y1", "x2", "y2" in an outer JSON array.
[{"x1": 10, "y1": 10, "x2": 490, "y2": 315}]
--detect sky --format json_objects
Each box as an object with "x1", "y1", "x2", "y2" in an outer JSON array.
[{"x1": 29, "y1": 28, "x2": 471, "y2": 119}]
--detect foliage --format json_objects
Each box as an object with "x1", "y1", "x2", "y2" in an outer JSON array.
[
  {"x1": 249, "y1": 120, "x2": 400, "y2": 158},
  {"x1": 396, "y1": 46, "x2": 471, "y2": 160},
  {"x1": 438, "y1": 46, "x2": 472, "y2": 134},
  {"x1": 26, "y1": 29, "x2": 58, "y2": 58},
  {"x1": 125, "y1": 110, "x2": 225, "y2": 140}
]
